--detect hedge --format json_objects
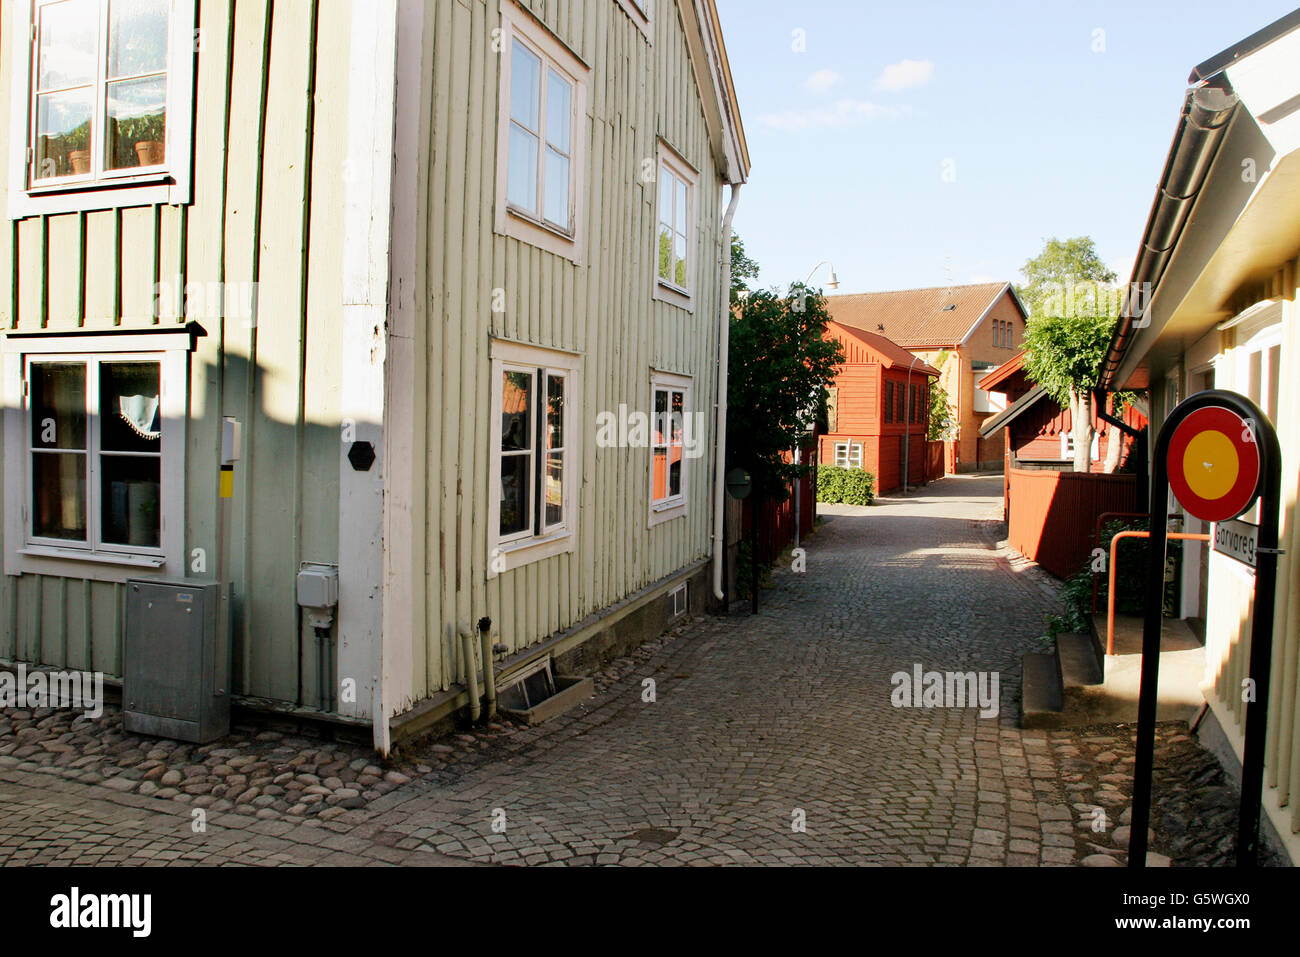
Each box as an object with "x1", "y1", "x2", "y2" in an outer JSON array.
[{"x1": 816, "y1": 464, "x2": 875, "y2": 506}]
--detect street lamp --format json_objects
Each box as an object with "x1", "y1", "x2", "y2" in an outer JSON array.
[{"x1": 805, "y1": 260, "x2": 840, "y2": 290}]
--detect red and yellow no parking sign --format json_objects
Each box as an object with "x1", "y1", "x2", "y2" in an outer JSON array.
[{"x1": 1167, "y1": 406, "x2": 1261, "y2": 522}]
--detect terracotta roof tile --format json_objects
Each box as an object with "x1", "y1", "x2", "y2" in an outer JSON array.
[
  {"x1": 823, "y1": 282, "x2": 1015, "y2": 348},
  {"x1": 828, "y1": 322, "x2": 941, "y2": 375}
]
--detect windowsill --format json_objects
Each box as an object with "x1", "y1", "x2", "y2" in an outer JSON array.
[
  {"x1": 10, "y1": 178, "x2": 182, "y2": 219},
  {"x1": 27, "y1": 170, "x2": 172, "y2": 195},
  {"x1": 653, "y1": 278, "x2": 693, "y2": 312},
  {"x1": 18, "y1": 546, "x2": 165, "y2": 569},
  {"x1": 649, "y1": 500, "x2": 687, "y2": 527},
  {"x1": 488, "y1": 528, "x2": 574, "y2": 578},
  {"x1": 497, "y1": 205, "x2": 583, "y2": 265}
]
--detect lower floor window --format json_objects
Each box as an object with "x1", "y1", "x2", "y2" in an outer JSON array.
[
  {"x1": 28, "y1": 355, "x2": 164, "y2": 551},
  {"x1": 834, "y1": 441, "x2": 862, "y2": 469}
]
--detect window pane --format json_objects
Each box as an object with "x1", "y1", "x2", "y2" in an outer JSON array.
[
  {"x1": 671, "y1": 391, "x2": 684, "y2": 443},
  {"x1": 510, "y1": 40, "x2": 541, "y2": 131},
  {"x1": 101, "y1": 454, "x2": 160, "y2": 547},
  {"x1": 546, "y1": 375, "x2": 564, "y2": 450},
  {"x1": 507, "y1": 125, "x2": 539, "y2": 213},
  {"x1": 108, "y1": 0, "x2": 170, "y2": 78},
  {"x1": 543, "y1": 148, "x2": 570, "y2": 227},
  {"x1": 669, "y1": 451, "x2": 682, "y2": 497},
  {"x1": 499, "y1": 454, "x2": 530, "y2": 536},
  {"x1": 674, "y1": 232, "x2": 687, "y2": 286},
  {"x1": 654, "y1": 389, "x2": 668, "y2": 445},
  {"x1": 31, "y1": 362, "x2": 87, "y2": 449},
  {"x1": 32, "y1": 452, "x2": 87, "y2": 540},
  {"x1": 675, "y1": 180, "x2": 688, "y2": 233},
  {"x1": 101, "y1": 361, "x2": 162, "y2": 452},
  {"x1": 652, "y1": 448, "x2": 667, "y2": 500},
  {"x1": 545, "y1": 451, "x2": 563, "y2": 526},
  {"x1": 106, "y1": 75, "x2": 167, "y2": 169},
  {"x1": 34, "y1": 89, "x2": 94, "y2": 180},
  {"x1": 545, "y1": 70, "x2": 570, "y2": 152},
  {"x1": 658, "y1": 172, "x2": 673, "y2": 228},
  {"x1": 38, "y1": 0, "x2": 98, "y2": 89},
  {"x1": 501, "y1": 371, "x2": 532, "y2": 451},
  {"x1": 657, "y1": 225, "x2": 672, "y2": 281}
]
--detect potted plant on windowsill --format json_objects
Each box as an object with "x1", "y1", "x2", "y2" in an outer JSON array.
[
  {"x1": 64, "y1": 120, "x2": 91, "y2": 175},
  {"x1": 131, "y1": 113, "x2": 165, "y2": 167}
]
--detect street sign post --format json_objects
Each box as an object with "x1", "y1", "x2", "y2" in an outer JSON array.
[{"x1": 1129, "y1": 391, "x2": 1281, "y2": 868}]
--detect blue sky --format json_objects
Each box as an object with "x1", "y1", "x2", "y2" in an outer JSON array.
[{"x1": 714, "y1": 0, "x2": 1299, "y2": 295}]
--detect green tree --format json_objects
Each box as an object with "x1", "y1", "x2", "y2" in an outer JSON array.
[
  {"x1": 926, "y1": 376, "x2": 956, "y2": 441},
  {"x1": 730, "y1": 233, "x2": 760, "y2": 306},
  {"x1": 1017, "y1": 237, "x2": 1119, "y2": 472},
  {"x1": 727, "y1": 284, "x2": 844, "y2": 500}
]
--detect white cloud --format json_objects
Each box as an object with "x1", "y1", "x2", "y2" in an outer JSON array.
[
  {"x1": 873, "y1": 58, "x2": 934, "y2": 93},
  {"x1": 759, "y1": 99, "x2": 907, "y2": 132},
  {"x1": 803, "y1": 69, "x2": 841, "y2": 93}
]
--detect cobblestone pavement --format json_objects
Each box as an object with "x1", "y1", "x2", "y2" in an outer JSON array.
[{"x1": 0, "y1": 474, "x2": 1261, "y2": 865}]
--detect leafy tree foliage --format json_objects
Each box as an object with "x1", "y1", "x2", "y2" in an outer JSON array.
[
  {"x1": 729, "y1": 233, "x2": 760, "y2": 306},
  {"x1": 727, "y1": 284, "x2": 844, "y2": 500}
]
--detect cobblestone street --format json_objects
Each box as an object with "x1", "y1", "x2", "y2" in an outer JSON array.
[{"x1": 0, "y1": 475, "x2": 1250, "y2": 865}]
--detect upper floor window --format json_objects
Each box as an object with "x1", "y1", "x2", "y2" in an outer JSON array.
[
  {"x1": 494, "y1": 1, "x2": 589, "y2": 264},
  {"x1": 652, "y1": 141, "x2": 698, "y2": 310},
  {"x1": 9, "y1": 0, "x2": 196, "y2": 218}
]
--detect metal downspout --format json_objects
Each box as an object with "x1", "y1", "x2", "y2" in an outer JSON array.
[{"x1": 713, "y1": 184, "x2": 742, "y2": 600}]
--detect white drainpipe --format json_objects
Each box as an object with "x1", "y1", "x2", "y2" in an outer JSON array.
[{"x1": 713, "y1": 183, "x2": 742, "y2": 600}]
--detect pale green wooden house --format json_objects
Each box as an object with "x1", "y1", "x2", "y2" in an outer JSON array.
[{"x1": 0, "y1": 0, "x2": 749, "y2": 752}]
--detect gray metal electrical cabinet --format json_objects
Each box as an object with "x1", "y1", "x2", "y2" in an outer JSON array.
[{"x1": 123, "y1": 578, "x2": 230, "y2": 743}]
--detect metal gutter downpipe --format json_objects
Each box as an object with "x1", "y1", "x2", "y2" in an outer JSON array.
[
  {"x1": 477, "y1": 616, "x2": 497, "y2": 720},
  {"x1": 460, "y1": 628, "x2": 481, "y2": 723},
  {"x1": 713, "y1": 183, "x2": 742, "y2": 601}
]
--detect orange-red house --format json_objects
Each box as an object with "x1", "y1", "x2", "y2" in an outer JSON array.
[
  {"x1": 824, "y1": 282, "x2": 1029, "y2": 472},
  {"x1": 818, "y1": 322, "x2": 940, "y2": 494}
]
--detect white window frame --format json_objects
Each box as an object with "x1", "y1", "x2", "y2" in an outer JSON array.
[
  {"x1": 652, "y1": 139, "x2": 698, "y2": 311},
  {"x1": 493, "y1": 0, "x2": 589, "y2": 265},
  {"x1": 1059, "y1": 429, "x2": 1100, "y2": 462},
  {"x1": 488, "y1": 338, "x2": 582, "y2": 577},
  {"x1": 648, "y1": 370, "x2": 691, "y2": 526},
  {"x1": 833, "y1": 440, "x2": 862, "y2": 469},
  {"x1": 2, "y1": 329, "x2": 190, "y2": 582},
  {"x1": 8, "y1": 0, "x2": 196, "y2": 219},
  {"x1": 613, "y1": 0, "x2": 652, "y2": 41}
]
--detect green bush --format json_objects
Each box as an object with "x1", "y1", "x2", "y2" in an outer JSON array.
[{"x1": 816, "y1": 464, "x2": 875, "y2": 506}]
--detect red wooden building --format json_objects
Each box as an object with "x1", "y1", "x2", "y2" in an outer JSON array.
[{"x1": 818, "y1": 322, "x2": 940, "y2": 494}]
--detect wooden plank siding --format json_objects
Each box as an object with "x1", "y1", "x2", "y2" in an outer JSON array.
[
  {"x1": 413, "y1": 0, "x2": 725, "y2": 697},
  {"x1": 0, "y1": 0, "x2": 348, "y2": 709}
]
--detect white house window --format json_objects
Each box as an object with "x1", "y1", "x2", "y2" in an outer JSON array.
[
  {"x1": 10, "y1": 0, "x2": 196, "y2": 217},
  {"x1": 1060, "y1": 429, "x2": 1100, "y2": 462},
  {"x1": 649, "y1": 372, "x2": 691, "y2": 524},
  {"x1": 834, "y1": 441, "x2": 862, "y2": 469},
  {"x1": 652, "y1": 141, "x2": 698, "y2": 309},
  {"x1": 489, "y1": 339, "x2": 581, "y2": 575},
  {"x1": 494, "y1": 1, "x2": 589, "y2": 264},
  {"x1": 3, "y1": 331, "x2": 190, "y2": 580}
]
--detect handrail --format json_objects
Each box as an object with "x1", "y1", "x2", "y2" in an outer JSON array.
[
  {"x1": 1107, "y1": 530, "x2": 1211, "y2": 655},
  {"x1": 1092, "y1": 511, "x2": 1183, "y2": 614}
]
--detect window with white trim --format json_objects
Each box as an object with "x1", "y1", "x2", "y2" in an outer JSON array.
[
  {"x1": 3, "y1": 331, "x2": 190, "y2": 579},
  {"x1": 1060, "y1": 429, "x2": 1099, "y2": 462},
  {"x1": 494, "y1": 1, "x2": 589, "y2": 264},
  {"x1": 833, "y1": 441, "x2": 862, "y2": 469},
  {"x1": 652, "y1": 141, "x2": 698, "y2": 309},
  {"x1": 10, "y1": 0, "x2": 196, "y2": 217},
  {"x1": 649, "y1": 372, "x2": 691, "y2": 524},
  {"x1": 488, "y1": 340, "x2": 581, "y2": 575}
]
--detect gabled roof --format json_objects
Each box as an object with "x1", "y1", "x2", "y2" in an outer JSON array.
[
  {"x1": 976, "y1": 351, "x2": 1026, "y2": 392},
  {"x1": 828, "y1": 321, "x2": 941, "y2": 375},
  {"x1": 681, "y1": 1, "x2": 750, "y2": 184},
  {"x1": 822, "y1": 282, "x2": 1023, "y2": 349}
]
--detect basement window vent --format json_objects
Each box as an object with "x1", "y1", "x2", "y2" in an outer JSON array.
[
  {"x1": 497, "y1": 658, "x2": 556, "y2": 712},
  {"x1": 669, "y1": 583, "x2": 688, "y2": 619}
]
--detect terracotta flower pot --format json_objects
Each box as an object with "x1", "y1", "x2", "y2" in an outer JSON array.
[
  {"x1": 69, "y1": 150, "x2": 90, "y2": 174},
  {"x1": 134, "y1": 140, "x2": 164, "y2": 166}
]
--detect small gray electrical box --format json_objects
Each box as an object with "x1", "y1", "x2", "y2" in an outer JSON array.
[
  {"x1": 296, "y1": 564, "x2": 338, "y2": 609},
  {"x1": 123, "y1": 578, "x2": 230, "y2": 743}
]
